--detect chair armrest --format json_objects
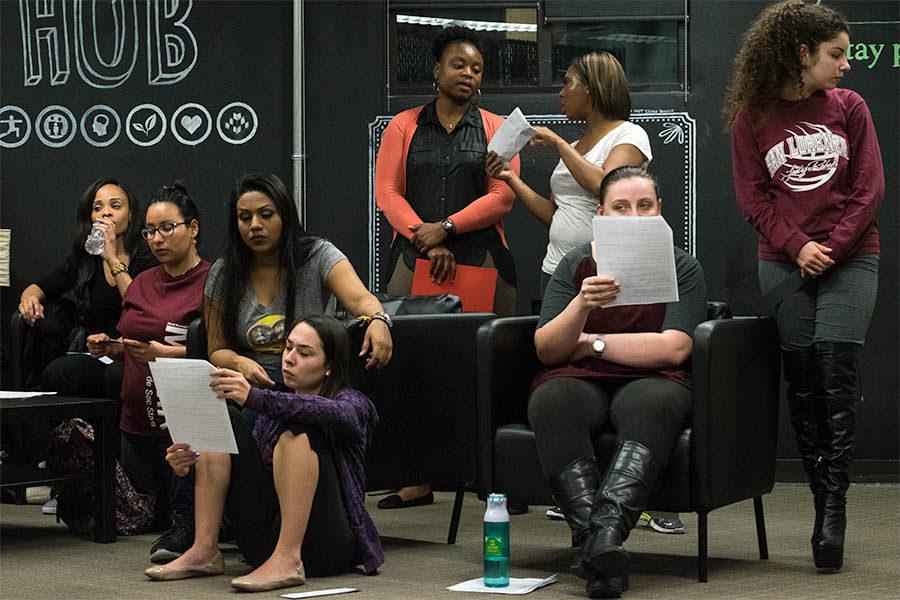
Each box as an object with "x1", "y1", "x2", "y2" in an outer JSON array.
[
  {"x1": 690, "y1": 317, "x2": 781, "y2": 510},
  {"x1": 475, "y1": 316, "x2": 540, "y2": 498},
  {"x1": 186, "y1": 318, "x2": 207, "y2": 360}
]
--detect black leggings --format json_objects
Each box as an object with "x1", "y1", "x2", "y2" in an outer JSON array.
[
  {"x1": 224, "y1": 407, "x2": 356, "y2": 577},
  {"x1": 42, "y1": 354, "x2": 123, "y2": 399},
  {"x1": 528, "y1": 377, "x2": 691, "y2": 477}
]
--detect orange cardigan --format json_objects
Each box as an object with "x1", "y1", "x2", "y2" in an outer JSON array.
[{"x1": 374, "y1": 105, "x2": 520, "y2": 246}]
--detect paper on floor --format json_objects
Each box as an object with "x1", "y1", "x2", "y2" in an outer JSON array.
[
  {"x1": 281, "y1": 588, "x2": 359, "y2": 599},
  {"x1": 448, "y1": 574, "x2": 558, "y2": 594}
]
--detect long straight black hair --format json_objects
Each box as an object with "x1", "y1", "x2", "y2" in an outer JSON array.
[
  {"x1": 212, "y1": 172, "x2": 317, "y2": 349},
  {"x1": 71, "y1": 177, "x2": 143, "y2": 301}
]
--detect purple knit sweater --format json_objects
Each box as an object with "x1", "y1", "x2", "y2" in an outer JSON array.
[{"x1": 244, "y1": 387, "x2": 384, "y2": 574}]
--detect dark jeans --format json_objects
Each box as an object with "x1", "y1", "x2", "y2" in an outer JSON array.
[
  {"x1": 224, "y1": 406, "x2": 356, "y2": 576},
  {"x1": 528, "y1": 376, "x2": 692, "y2": 477},
  {"x1": 119, "y1": 431, "x2": 179, "y2": 529},
  {"x1": 758, "y1": 254, "x2": 879, "y2": 350}
]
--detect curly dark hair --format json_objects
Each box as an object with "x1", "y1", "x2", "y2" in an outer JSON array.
[
  {"x1": 722, "y1": 0, "x2": 848, "y2": 128},
  {"x1": 431, "y1": 25, "x2": 482, "y2": 62}
]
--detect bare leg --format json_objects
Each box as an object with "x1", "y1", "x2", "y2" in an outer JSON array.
[
  {"x1": 243, "y1": 431, "x2": 318, "y2": 579},
  {"x1": 163, "y1": 452, "x2": 230, "y2": 567}
]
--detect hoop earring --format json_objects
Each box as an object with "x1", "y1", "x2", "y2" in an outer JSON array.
[{"x1": 433, "y1": 80, "x2": 439, "y2": 95}]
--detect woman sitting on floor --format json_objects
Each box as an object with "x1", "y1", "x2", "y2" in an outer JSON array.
[
  {"x1": 146, "y1": 315, "x2": 384, "y2": 592},
  {"x1": 531, "y1": 167, "x2": 707, "y2": 598}
]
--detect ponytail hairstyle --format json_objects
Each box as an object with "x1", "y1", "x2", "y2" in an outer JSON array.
[
  {"x1": 288, "y1": 314, "x2": 353, "y2": 399},
  {"x1": 147, "y1": 181, "x2": 201, "y2": 244}
]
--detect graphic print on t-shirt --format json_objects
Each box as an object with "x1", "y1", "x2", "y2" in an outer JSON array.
[
  {"x1": 246, "y1": 314, "x2": 286, "y2": 353},
  {"x1": 764, "y1": 122, "x2": 848, "y2": 192}
]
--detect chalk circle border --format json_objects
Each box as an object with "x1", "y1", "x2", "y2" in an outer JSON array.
[
  {"x1": 171, "y1": 102, "x2": 212, "y2": 146},
  {"x1": 80, "y1": 105, "x2": 122, "y2": 148},
  {"x1": 216, "y1": 102, "x2": 258, "y2": 145},
  {"x1": 126, "y1": 103, "x2": 167, "y2": 147},
  {"x1": 0, "y1": 105, "x2": 31, "y2": 148},
  {"x1": 35, "y1": 105, "x2": 77, "y2": 148}
]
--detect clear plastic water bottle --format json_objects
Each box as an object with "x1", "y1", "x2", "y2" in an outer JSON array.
[
  {"x1": 483, "y1": 492, "x2": 510, "y2": 587},
  {"x1": 84, "y1": 223, "x2": 105, "y2": 255}
]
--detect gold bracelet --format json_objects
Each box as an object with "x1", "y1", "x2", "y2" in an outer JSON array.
[{"x1": 110, "y1": 262, "x2": 129, "y2": 277}]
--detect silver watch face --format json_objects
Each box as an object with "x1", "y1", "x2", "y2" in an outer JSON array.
[
  {"x1": 442, "y1": 220, "x2": 453, "y2": 232},
  {"x1": 593, "y1": 336, "x2": 606, "y2": 355}
]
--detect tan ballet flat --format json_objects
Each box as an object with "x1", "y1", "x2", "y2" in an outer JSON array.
[
  {"x1": 144, "y1": 552, "x2": 225, "y2": 581},
  {"x1": 230, "y1": 561, "x2": 306, "y2": 592}
]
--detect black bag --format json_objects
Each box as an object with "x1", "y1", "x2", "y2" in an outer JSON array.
[{"x1": 374, "y1": 292, "x2": 462, "y2": 315}]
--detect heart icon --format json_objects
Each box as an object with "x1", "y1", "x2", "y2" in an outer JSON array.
[{"x1": 181, "y1": 115, "x2": 202, "y2": 135}]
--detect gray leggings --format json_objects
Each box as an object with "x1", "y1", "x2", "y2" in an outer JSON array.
[{"x1": 758, "y1": 254, "x2": 879, "y2": 350}]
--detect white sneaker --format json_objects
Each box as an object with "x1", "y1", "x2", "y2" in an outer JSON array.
[
  {"x1": 649, "y1": 515, "x2": 686, "y2": 534},
  {"x1": 41, "y1": 497, "x2": 57, "y2": 515},
  {"x1": 545, "y1": 506, "x2": 564, "y2": 520}
]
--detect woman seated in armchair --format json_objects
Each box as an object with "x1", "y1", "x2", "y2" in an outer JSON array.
[
  {"x1": 530, "y1": 166, "x2": 707, "y2": 598},
  {"x1": 145, "y1": 315, "x2": 384, "y2": 592}
]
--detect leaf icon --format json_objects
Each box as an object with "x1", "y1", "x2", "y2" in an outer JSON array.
[
  {"x1": 145, "y1": 114, "x2": 157, "y2": 132},
  {"x1": 133, "y1": 123, "x2": 147, "y2": 134}
]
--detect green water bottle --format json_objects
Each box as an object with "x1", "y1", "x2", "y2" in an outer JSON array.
[{"x1": 483, "y1": 492, "x2": 510, "y2": 587}]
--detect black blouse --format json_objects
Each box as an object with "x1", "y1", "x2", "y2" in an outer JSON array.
[{"x1": 390, "y1": 100, "x2": 516, "y2": 285}]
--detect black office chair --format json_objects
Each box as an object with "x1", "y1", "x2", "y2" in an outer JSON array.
[{"x1": 475, "y1": 304, "x2": 781, "y2": 582}]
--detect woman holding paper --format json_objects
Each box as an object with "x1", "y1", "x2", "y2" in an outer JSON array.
[
  {"x1": 529, "y1": 167, "x2": 706, "y2": 598},
  {"x1": 87, "y1": 182, "x2": 210, "y2": 529},
  {"x1": 725, "y1": 0, "x2": 883, "y2": 572},
  {"x1": 486, "y1": 51, "x2": 652, "y2": 293},
  {"x1": 375, "y1": 25, "x2": 519, "y2": 317},
  {"x1": 146, "y1": 315, "x2": 383, "y2": 590}
]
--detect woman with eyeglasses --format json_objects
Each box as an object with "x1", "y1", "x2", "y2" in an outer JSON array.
[
  {"x1": 87, "y1": 182, "x2": 209, "y2": 529},
  {"x1": 17, "y1": 177, "x2": 155, "y2": 397}
]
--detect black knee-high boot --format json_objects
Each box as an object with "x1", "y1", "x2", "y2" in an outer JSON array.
[
  {"x1": 579, "y1": 441, "x2": 661, "y2": 593},
  {"x1": 547, "y1": 456, "x2": 601, "y2": 548},
  {"x1": 812, "y1": 341, "x2": 863, "y2": 571},
  {"x1": 783, "y1": 349, "x2": 827, "y2": 554}
]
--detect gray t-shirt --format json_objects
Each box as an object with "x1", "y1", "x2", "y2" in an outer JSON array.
[{"x1": 204, "y1": 239, "x2": 346, "y2": 373}]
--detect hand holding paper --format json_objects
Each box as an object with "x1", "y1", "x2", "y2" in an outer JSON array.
[
  {"x1": 487, "y1": 107, "x2": 535, "y2": 162},
  {"x1": 592, "y1": 216, "x2": 678, "y2": 307}
]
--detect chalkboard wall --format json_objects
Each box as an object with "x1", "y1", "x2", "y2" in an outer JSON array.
[
  {"x1": 2, "y1": 1, "x2": 897, "y2": 474},
  {"x1": 0, "y1": 0, "x2": 293, "y2": 296}
]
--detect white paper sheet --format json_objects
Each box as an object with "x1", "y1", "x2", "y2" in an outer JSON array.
[
  {"x1": 447, "y1": 574, "x2": 558, "y2": 595},
  {"x1": 592, "y1": 216, "x2": 678, "y2": 307},
  {"x1": 0, "y1": 391, "x2": 57, "y2": 399},
  {"x1": 148, "y1": 358, "x2": 238, "y2": 454},
  {"x1": 281, "y1": 588, "x2": 359, "y2": 599},
  {"x1": 487, "y1": 107, "x2": 536, "y2": 162}
]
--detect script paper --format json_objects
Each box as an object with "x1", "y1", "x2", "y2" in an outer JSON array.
[
  {"x1": 149, "y1": 358, "x2": 238, "y2": 454},
  {"x1": 487, "y1": 107, "x2": 535, "y2": 162},
  {"x1": 448, "y1": 574, "x2": 558, "y2": 595},
  {"x1": 592, "y1": 216, "x2": 678, "y2": 307}
]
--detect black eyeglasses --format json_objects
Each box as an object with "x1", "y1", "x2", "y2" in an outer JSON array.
[{"x1": 141, "y1": 221, "x2": 189, "y2": 240}]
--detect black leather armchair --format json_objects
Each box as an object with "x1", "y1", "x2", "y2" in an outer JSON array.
[
  {"x1": 475, "y1": 305, "x2": 780, "y2": 582},
  {"x1": 185, "y1": 309, "x2": 494, "y2": 545}
]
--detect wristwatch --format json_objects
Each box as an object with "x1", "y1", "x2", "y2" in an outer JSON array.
[
  {"x1": 592, "y1": 334, "x2": 606, "y2": 360},
  {"x1": 441, "y1": 218, "x2": 456, "y2": 235},
  {"x1": 370, "y1": 312, "x2": 393, "y2": 329}
]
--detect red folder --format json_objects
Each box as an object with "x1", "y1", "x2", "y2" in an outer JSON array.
[{"x1": 411, "y1": 259, "x2": 498, "y2": 313}]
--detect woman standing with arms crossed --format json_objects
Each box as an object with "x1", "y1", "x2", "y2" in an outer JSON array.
[
  {"x1": 486, "y1": 51, "x2": 651, "y2": 293},
  {"x1": 725, "y1": 0, "x2": 883, "y2": 572},
  {"x1": 376, "y1": 26, "x2": 520, "y2": 316}
]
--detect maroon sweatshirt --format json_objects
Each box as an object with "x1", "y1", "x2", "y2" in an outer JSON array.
[{"x1": 731, "y1": 88, "x2": 883, "y2": 263}]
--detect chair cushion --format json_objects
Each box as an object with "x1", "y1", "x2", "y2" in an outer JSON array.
[{"x1": 495, "y1": 425, "x2": 692, "y2": 511}]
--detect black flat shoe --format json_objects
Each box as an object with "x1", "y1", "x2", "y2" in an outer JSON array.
[{"x1": 377, "y1": 491, "x2": 435, "y2": 509}]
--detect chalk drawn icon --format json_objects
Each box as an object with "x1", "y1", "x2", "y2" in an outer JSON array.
[
  {"x1": 170, "y1": 102, "x2": 212, "y2": 146},
  {"x1": 126, "y1": 103, "x2": 167, "y2": 147},
  {"x1": 80, "y1": 105, "x2": 122, "y2": 147},
  {"x1": 35, "y1": 105, "x2": 77, "y2": 148},
  {"x1": 0, "y1": 106, "x2": 31, "y2": 148},
  {"x1": 216, "y1": 102, "x2": 258, "y2": 145}
]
